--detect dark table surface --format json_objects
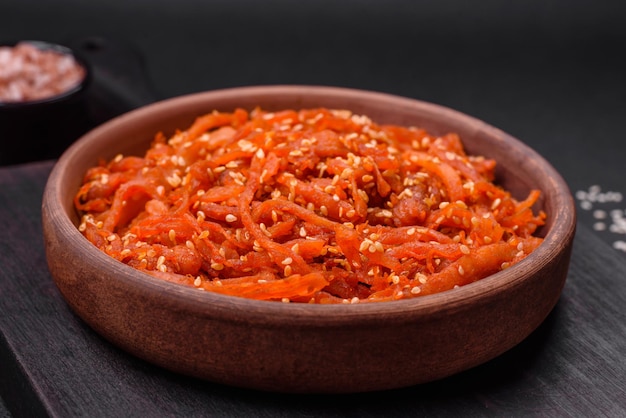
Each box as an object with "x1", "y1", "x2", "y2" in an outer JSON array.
[{"x1": 1, "y1": 1, "x2": 626, "y2": 416}]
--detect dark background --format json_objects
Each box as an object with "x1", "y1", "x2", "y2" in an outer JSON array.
[{"x1": 1, "y1": 1, "x2": 626, "y2": 416}]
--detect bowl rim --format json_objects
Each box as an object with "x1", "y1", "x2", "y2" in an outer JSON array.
[
  {"x1": 44, "y1": 84, "x2": 576, "y2": 326},
  {"x1": 0, "y1": 39, "x2": 91, "y2": 108}
]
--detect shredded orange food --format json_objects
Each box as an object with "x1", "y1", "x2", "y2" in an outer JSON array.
[{"x1": 75, "y1": 107, "x2": 546, "y2": 303}]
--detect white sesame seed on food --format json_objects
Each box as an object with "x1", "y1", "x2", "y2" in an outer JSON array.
[{"x1": 225, "y1": 214, "x2": 238, "y2": 223}]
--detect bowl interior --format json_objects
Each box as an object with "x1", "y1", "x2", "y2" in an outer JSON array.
[{"x1": 50, "y1": 85, "x2": 575, "y2": 315}]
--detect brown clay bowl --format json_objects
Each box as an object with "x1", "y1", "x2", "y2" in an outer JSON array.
[{"x1": 42, "y1": 85, "x2": 576, "y2": 393}]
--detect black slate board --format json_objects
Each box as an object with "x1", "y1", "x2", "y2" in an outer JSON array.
[{"x1": 1, "y1": 161, "x2": 625, "y2": 417}]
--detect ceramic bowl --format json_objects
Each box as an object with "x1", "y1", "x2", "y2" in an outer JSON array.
[{"x1": 42, "y1": 85, "x2": 576, "y2": 393}]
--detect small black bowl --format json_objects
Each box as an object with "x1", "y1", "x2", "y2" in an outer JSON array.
[{"x1": 0, "y1": 40, "x2": 92, "y2": 166}]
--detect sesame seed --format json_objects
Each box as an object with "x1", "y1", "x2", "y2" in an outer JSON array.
[
  {"x1": 225, "y1": 214, "x2": 238, "y2": 223},
  {"x1": 259, "y1": 223, "x2": 272, "y2": 236},
  {"x1": 211, "y1": 262, "x2": 224, "y2": 271},
  {"x1": 460, "y1": 245, "x2": 470, "y2": 255},
  {"x1": 194, "y1": 276, "x2": 202, "y2": 287},
  {"x1": 407, "y1": 227, "x2": 416, "y2": 236},
  {"x1": 167, "y1": 173, "x2": 182, "y2": 188},
  {"x1": 458, "y1": 266, "x2": 465, "y2": 275},
  {"x1": 282, "y1": 257, "x2": 293, "y2": 265},
  {"x1": 410, "y1": 286, "x2": 421, "y2": 294},
  {"x1": 168, "y1": 229, "x2": 176, "y2": 243},
  {"x1": 284, "y1": 265, "x2": 293, "y2": 276},
  {"x1": 483, "y1": 236, "x2": 493, "y2": 244}
]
